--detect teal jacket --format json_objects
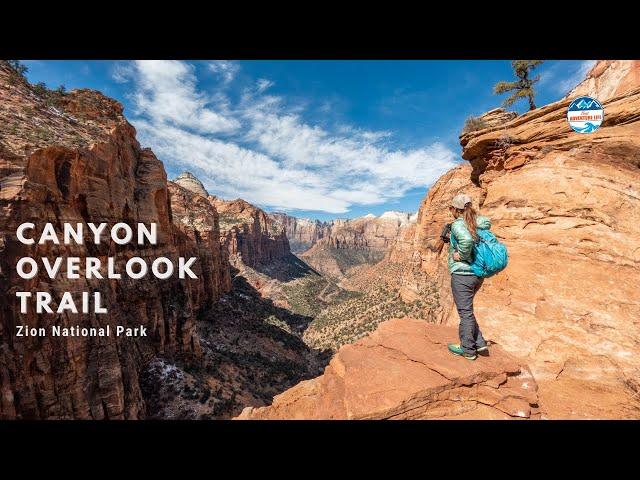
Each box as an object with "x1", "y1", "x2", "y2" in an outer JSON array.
[{"x1": 448, "y1": 215, "x2": 492, "y2": 275}]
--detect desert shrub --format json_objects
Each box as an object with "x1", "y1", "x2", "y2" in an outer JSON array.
[
  {"x1": 462, "y1": 115, "x2": 487, "y2": 133},
  {"x1": 30, "y1": 81, "x2": 67, "y2": 108},
  {"x1": 494, "y1": 133, "x2": 514, "y2": 150},
  {"x1": 32, "y1": 81, "x2": 48, "y2": 97},
  {"x1": 6, "y1": 60, "x2": 28, "y2": 77}
]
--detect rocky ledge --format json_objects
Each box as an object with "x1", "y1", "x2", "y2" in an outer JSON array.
[{"x1": 237, "y1": 318, "x2": 542, "y2": 420}]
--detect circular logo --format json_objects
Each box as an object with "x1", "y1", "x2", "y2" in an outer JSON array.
[{"x1": 567, "y1": 96, "x2": 604, "y2": 133}]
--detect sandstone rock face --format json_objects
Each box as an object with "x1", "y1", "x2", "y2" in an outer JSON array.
[
  {"x1": 270, "y1": 211, "x2": 415, "y2": 257},
  {"x1": 457, "y1": 83, "x2": 640, "y2": 418},
  {"x1": 566, "y1": 60, "x2": 640, "y2": 102},
  {"x1": 173, "y1": 171, "x2": 208, "y2": 197},
  {"x1": 238, "y1": 319, "x2": 541, "y2": 420},
  {"x1": 301, "y1": 212, "x2": 415, "y2": 281},
  {"x1": 212, "y1": 197, "x2": 290, "y2": 268},
  {"x1": 476, "y1": 108, "x2": 518, "y2": 129},
  {"x1": 385, "y1": 61, "x2": 640, "y2": 418},
  {"x1": 322, "y1": 212, "x2": 414, "y2": 251},
  {"x1": 0, "y1": 62, "x2": 232, "y2": 419},
  {"x1": 268, "y1": 213, "x2": 330, "y2": 254},
  {"x1": 168, "y1": 182, "x2": 232, "y2": 303}
]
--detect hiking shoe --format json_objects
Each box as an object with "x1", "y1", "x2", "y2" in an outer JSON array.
[
  {"x1": 476, "y1": 345, "x2": 489, "y2": 353},
  {"x1": 448, "y1": 343, "x2": 477, "y2": 360}
]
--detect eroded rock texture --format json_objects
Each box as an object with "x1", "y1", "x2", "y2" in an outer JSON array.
[
  {"x1": 388, "y1": 60, "x2": 640, "y2": 418},
  {"x1": 268, "y1": 213, "x2": 330, "y2": 254},
  {"x1": 300, "y1": 212, "x2": 415, "y2": 281},
  {"x1": 238, "y1": 319, "x2": 541, "y2": 420},
  {"x1": 173, "y1": 171, "x2": 209, "y2": 197},
  {"x1": 0, "y1": 62, "x2": 232, "y2": 419},
  {"x1": 566, "y1": 60, "x2": 640, "y2": 102},
  {"x1": 212, "y1": 197, "x2": 290, "y2": 268}
]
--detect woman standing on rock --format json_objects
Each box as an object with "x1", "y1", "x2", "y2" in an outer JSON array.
[{"x1": 440, "y1": 194, "x2": 492, "y2": 361}]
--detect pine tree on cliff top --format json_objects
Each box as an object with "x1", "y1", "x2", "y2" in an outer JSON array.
[{"x1": 493, "y1": 60, "x2": 544, "y2": 111}]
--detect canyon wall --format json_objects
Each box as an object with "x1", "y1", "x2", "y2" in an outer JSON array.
[
  {"x1": 173, "y1": 172, "x2": 291, "y2": 269},
  {"x1": 320, "y1": 212, "x2": 415, "y2": 251},
  {"x1": 212, "y1": 197, "x2": 290, "y2": 268},
  {"x1": 268, "y1": 213, "x2": 330, "y2": 254},
  {"x1": 566, "y1": 60, "x2": 640, "y2": 102},
  {"x1": 394, "y1": 61, "x2": 640, "y2": 418},
  {"x1": 0, "y1": 62, "x2": 233, "y2": 419},
  {"x1": 300, "y1": 212, "x2": 416, "y2": 281}
]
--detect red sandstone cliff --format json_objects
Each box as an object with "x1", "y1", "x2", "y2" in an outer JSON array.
[
  {"x1": 300, "y1": 212, "x2": 415, "y2": 281},
  {"x1": 0, "y1": 61, "x2": 232, "y2": 419},
  {"x1": 172, "y1": 171, "x2": 291, "y2": 269},
  {"x1": 392, "y1": 60, "x2": 640, "y2": 418},
  {"x1": 268, "y1": 212, "x2": 330, "y2": 254},
  {"x1": 211, "y1": 197, "x2": 290, "y2": 268},
  {"x1": 566, "y1": 60, "x2": 640, "y2": 102},
  {"x1": 238, "y1": 319, "x2": 541, "y2": 419}
]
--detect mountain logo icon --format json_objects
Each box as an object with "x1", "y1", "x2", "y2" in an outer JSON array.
[{"x1": 567, "y1": 96, "x2": 604, "y2": 134}]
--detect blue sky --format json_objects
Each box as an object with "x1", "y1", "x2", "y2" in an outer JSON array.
[{"x1": 22, "y1": 60, "x2": 593, "y2": 221}]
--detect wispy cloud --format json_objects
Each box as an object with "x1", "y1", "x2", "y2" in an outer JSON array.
[
  {"x1": 539, "y1": 60, "x2": 596, "y2": 96},
  {"x1": 130, "y1": 60, "x2": 239, "y2": 134},
  {"x1": 118, "y1": 60, "x2": 458, "y2": 214},
  {"x1": 557, "y1": 60, "x2": 596, "y2": 94},
  {"x1": 111, "y1": 62, "x2": 134, "y2": 83},
  {"x1": 208, "y1": 60, "x2": 240, "y2": 84},
  {"x1": 256, "y1": 78, "x2": 274, "y2": 93}
]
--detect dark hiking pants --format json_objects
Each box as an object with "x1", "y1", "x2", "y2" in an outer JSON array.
[{"x1": 451, "y1": 273, "x2": 486, "y2": 355}]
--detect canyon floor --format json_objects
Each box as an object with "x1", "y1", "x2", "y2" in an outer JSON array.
[{"x1": 140, "y1": 249, "x2": 437, "y2": 418}]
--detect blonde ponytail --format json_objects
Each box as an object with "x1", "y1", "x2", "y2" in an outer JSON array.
[{"x1": 462, "y1": 203, "x2": 478, "y2": 241}]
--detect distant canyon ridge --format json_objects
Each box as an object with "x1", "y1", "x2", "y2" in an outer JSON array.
[{"x1": 174, "y1": 171, "x2": 417, "y2": 281}]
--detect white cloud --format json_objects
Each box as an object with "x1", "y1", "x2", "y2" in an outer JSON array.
[
  {"x1": 131, "y1": 60, "x2": 239, "y2": 134},
  {"x1": 208, "y1": 60, "x2": 239, "y2": 83},
  {"x1": 111, "y1": 62, "x2": 135, "y2": 83},
  {"x1": 256, "y1": 78, "x2": 274, "y2": 93},
  {"x1": 123, "y1": 60, "x2": 459, "y2": 214},
  {"x1": 557, "y1": 60, "x2": 596, "y2": 94},
  {"x1": 539, "y1": 60, "x2": 596, "y2": 96}
]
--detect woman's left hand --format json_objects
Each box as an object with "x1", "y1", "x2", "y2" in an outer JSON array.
[{"x1": 453, "y1": 251, "x2": 461, "y2": 261}]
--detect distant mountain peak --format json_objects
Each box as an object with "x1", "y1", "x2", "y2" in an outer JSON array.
[
  {"x1": 174, "y1": 171, "x2": 208, "y2": 197},
  {"x1": 379, "y1": 211, "x2": 413, "y2": 225}
]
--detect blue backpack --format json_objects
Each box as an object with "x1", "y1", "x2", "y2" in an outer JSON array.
[{"x1": 452, "y1": 229, "x2": 509, "y2": 278}]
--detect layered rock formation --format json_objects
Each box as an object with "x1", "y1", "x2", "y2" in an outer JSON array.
[
  {"x1": 566, "y1": 60, "x2": 640, "y2": 102},
  {"x1": 474, "y1": 108, "x2": 518, "y2": 129},
  {"x1": 238, "y1": 319, "x2": 542, "y2": 420},
  {"x1": 388, "y1": 60, "x2": 640, "y2": 418},
  {"x1": 300, "y1": 212, "x2": 415, "y2": 281},
  {"x1": 268, "y1": 213, "x2": 330, "y2": 254},
  {"x1": 173, "y1": 171, "x2": 208, "y2": 197},
  {"x1": 167, "y1": 181, "x2": 232, "y2": 303},
  {"x1": 212, "y1": 197, "x2": 290, "y2": 268},
  {"x1": 173, "y1": 171, "x2": 292, "y2": 269},
  {"x1": 321, "y1": 212, "x2": 414, "y2": 251},
  {"x1": 0, "y1": 62, "x2": 232, "y2": 419}
]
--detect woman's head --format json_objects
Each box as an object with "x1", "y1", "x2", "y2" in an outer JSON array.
[{"x1": 450, "y1": 193, "x2": 479, "y2": 241}]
